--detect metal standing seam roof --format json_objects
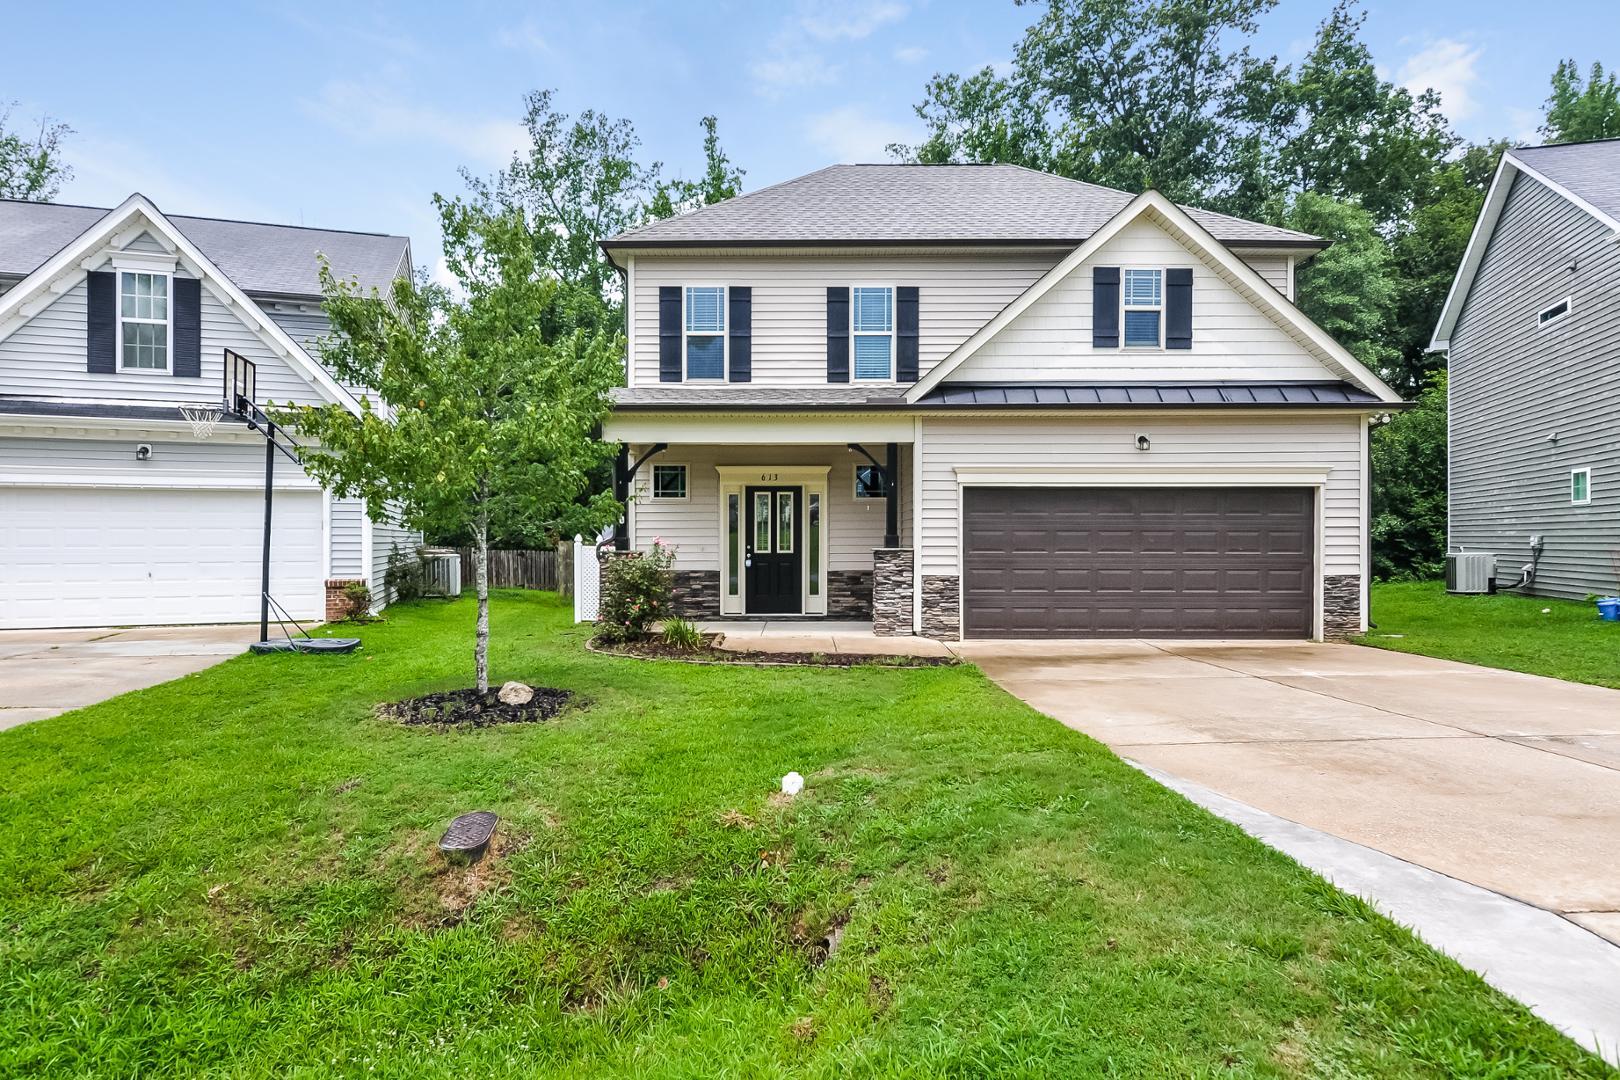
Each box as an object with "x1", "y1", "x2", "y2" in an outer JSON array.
[
  {"x1": 1511, "y1": 139, "x2": 1620, "y2": 223},
  {"x1": 609, "y1": 382, "x2": 1391, "y2": 411},
  {"x1": 0, "y1": 198, "x2": 411, "y2": 297},
  {"x1": 605, "y1": 164, "x2": 1325, "y2": 249}
]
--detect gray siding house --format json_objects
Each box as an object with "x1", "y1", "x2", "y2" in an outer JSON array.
[
  {"x1": 0, "y1": 194, "x2": 419, "y2": 629},
  {"x1": 1433, "y1": 140, "x2": 1620, "y2": 599}
]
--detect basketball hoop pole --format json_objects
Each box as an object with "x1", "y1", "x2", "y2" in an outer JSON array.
[{"x1": 260, "y1": 415, "x2": 275, "y2": 644}]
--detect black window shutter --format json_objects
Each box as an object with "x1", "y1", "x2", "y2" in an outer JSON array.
[
  {"x1": 826, "y1": 286, "x2": 850, "y2": 383},
  {"x1": 658, "y1": 286, "x2": 681, "y2": 382},
  {"x1": 1092, "y1": 267, "x2": 1120, "y2": 348},
  {"x1": 896, "y1": 286, "x2": 919, "y2": 382},
  {"x1": 86, "y1": 270, "x2": 116, "y2": 373},
  {"x1": 172, "y1": 277, "x2": 202, "y2": 376},
  {"x1": 728, "y1": 286, "x2": 751, "y2": 382},
  {"x1": 1165, "y1": 268, "x2": 1193, "y2": 350}
]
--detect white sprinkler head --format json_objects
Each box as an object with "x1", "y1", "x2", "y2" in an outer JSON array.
[{"x1": 781, "y1": 772, "x2": 805, "y2": 796}]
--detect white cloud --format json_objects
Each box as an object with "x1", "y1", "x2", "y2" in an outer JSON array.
[
  {"x1": 62, "y1": 129, "x2": 278, "y2": 221},
  {"x1": 799, "y1": 1, "x2": 908, "y2": 42},
  {"x1": 806, "y1": 105, "x2": 922, "y2": 162},
  {"x1": 749, "y1": 52, "x2": 839, "y2": 96},
  {"x1": 1505, "y1": 106, "x2": 1542, "y2": 145},
  {"x1": 497, "y1": 18, "x2": 550, "y2": 55},
  {"x1": 894, "y1": 45, "x2": 928, "y2": 64},
  {"x1": 301, "y1": 81, "x2": 527, "y2": 167},
  {"x1": 1397, "y1": 39, "x2": 1484, "y2": 122}
]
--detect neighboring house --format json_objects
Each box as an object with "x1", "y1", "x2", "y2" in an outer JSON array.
[
  {"x1": 1433, "y1": 139, "x2": 1620, "y2": 600},
  {"x1": 0, "y1": 194, "x2": 419, "y2": 630},
  {"x1": 599, "y1": 164, "x2": 1403, "y2": 640}
]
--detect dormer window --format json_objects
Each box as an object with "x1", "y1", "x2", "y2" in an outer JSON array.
[
  {"x1": 684, "y1": 286, "x2": 725, "y2": 380},
  {"x1": 119, "y1": 271, "x2": 170, "y2": 370},
  {"x1": 1122, "y1": 269, "x2": 1162, "y2": 348},
  {"x1": 852, "y1": 286, "x2": 893, "y2": 380}
]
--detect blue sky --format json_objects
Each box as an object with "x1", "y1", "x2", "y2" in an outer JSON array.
[{"x1": 8, "y1": 1, "x2": 1613, "y2": 278}]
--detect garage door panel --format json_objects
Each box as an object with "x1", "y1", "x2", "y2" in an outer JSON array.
[
  {"x1": 1, "y1": 487, "x2": 323, "y2": 629},
  {"x1": 963, "y1": 487, "x2": 1313, "y2": 639}
]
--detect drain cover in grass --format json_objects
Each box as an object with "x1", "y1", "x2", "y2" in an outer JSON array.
[{"x1": 440, "y1": 811, "x2": 498, "y2": 864}]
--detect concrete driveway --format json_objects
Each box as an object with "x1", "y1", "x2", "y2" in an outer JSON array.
[
  {"x1": 961, "y1": 639, "x2": 1620, "y2": 941},
  {"x1": 0, "y1": 625, "x2": 249, "y2": 730}
]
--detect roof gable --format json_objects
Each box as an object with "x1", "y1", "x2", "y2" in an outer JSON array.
[
  {"x1": 0, "y1": 194, "x2": 364, "y2": 415},
  {"x1": 605, "y1": 164, "x2": 1325, "y2": 249},
  {"x1": 909, "y1": 190, "x2": 1402, "y2": 404}
]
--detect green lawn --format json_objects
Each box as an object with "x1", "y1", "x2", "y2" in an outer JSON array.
[
  {"x1": 1362, "y1": 580, "x2": 1620, "y2": 690},
  {"x1": 1, "y1": 593, "x2": 1609, "y2": 1078}
]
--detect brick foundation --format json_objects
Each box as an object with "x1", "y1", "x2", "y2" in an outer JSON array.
[
  {"x1": 1322, "y1": 574, "x2": 1362, "y2": 640},
  {"x1": 872, "y1": 549, "x2": 914, "y2": 635},
  {"x1": 325, "y1": 578, "x2": 367, "y2": 622},
  {"x1": 919, "y1": 574, "x2": 961, "y2": 641},
  {"x1": 670, "y1": 570, "x2": 722, "y2": 619},
  {"x1": 827, "y1": 569, "x2": 873, "y2": 620}
]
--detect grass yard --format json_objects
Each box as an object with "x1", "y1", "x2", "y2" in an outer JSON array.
[
  {"x1": 1363, "y1": 580, "x2": 1620, "y2": 690},
  {"x1": 1, "y1": 592, "x2": 1609, "y2": 1078}
]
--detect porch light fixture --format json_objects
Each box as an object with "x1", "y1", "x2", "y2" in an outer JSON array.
[
  {"x1": 135, "y1": 443, "x2": 152, "y2": 460},
  {"x1": 1135, "y1": 434, "x2": 1151, "y2": 451}
]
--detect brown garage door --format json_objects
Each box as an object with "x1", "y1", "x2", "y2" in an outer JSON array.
[{"x1": 963, "y1": 487, "x2": 1314, "y2": 639}]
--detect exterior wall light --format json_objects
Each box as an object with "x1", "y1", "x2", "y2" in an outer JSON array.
[{"x1": 1135, "y1": 434, "x2": 1151, "y2": 451}]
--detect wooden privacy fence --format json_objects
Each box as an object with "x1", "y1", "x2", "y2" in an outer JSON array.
[{"x1": 456, "y1": 546, "x2": 566, "y2": 592}]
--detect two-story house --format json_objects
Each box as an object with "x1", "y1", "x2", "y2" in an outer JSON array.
[
  {"x1": 0, "y1": 194, "x2": 418, "y2": 629},
  {"x1": 600, "y1": 164, "x2": 1403, "y2": 640},
  {"x1": 1432, "y1": 139, "x2": 1620, "y2": 600}
]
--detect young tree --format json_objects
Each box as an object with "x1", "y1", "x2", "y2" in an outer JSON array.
[
  {"x1": 1541, "y1": 59, "x2": 1620, "y2": 142},
  {"x1": 0, "y1": 103, "x2": 72, "y2": 201},
  {"x1": 291, "y1": 207, "x2": 622, "y2": 691}
]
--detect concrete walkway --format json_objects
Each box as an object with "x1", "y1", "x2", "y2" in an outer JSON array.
[
  {"x1": 959, "y1": 638, "x2": 1620, "y2": 1064},
  {"x1": 0, "y1": 625, "x2": 250, "y2": 730},
  {"x1": 699, "y1": 621, "x2": 955, "y2": 656}
]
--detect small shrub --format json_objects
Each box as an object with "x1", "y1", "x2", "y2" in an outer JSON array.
[
  {"x1": 385, "y1": 544, "x2": 429, "y2": 602},
  {"x1": 597, "y1": 541, "x2": 676, "y2": 643},
  {"x1": 661, "y1": 616, "x2": 703, "y2": 651},
  {"x1": 340, "y1": 580, "x2": 373, "y2": 621}
]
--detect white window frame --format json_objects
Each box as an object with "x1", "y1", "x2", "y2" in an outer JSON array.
[
  {"x1": 1537, "y1": 296, "x2": 1573, "y2": 330},
  {"x1": 649, "y1": 462, "x2": 689, "y2": 501},
  {"x1": 853, "y1": 463, "x2": 886, "y2": 500},
  {"x1": 683, "y1": 284, "x2": 727, "y2": 382},
  {"x1": 117, "y1": 270, "x2": 173, "y2": 374},
  {"x1": 1571, "y1": 467, "x2": 1593, "y2": 506},
  {"x1": 850, "y1": 283, "x2": 896, "y2": 383},
  {"x1": 1121, "y1": 267, "x2": 1164, "y2": 349}
]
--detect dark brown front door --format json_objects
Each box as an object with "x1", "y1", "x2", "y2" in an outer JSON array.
[
  {"x1": 963, "y1": 487, "x2": 1314, "y2": 639},
  {"x1": 745, "y1": 486, "x2": 802, "y2": 614}
]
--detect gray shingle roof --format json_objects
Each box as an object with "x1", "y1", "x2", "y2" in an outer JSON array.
[
  {"x1": 610, "y1": 382, "x2": 1389, "y2": 411},
  {"x1": 606, "y1": 164, "x2": 1322, "y2": 249},
  {"x1": 1512, "y1": 139, "x2": 1620, "y2": 223},
  {"x1": 0, "y1": 198, "x2": 411, "y2": 297}
]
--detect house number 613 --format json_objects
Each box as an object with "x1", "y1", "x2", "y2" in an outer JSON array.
[{"x1": 759, "y1": 472, "x2": 779, "y2": 482}]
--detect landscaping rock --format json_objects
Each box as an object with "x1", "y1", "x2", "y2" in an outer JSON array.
[{"x1": 497, "y1": 681, "x2": 534, "y2": 706}]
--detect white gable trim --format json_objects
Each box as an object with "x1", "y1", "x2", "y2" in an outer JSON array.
[
  {"x1": 1431, "y1": 153, "x2": 1620, "y2": 352},
  {"x1": 907, "y1": 189, "x2": 1402, "y2": 404},
  {"x1": 0, "y1": 193, "x2": 365, "y2": 417}
]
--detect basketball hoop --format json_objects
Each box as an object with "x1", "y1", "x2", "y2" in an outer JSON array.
[{"x1": 180, "y1": 404, "x2": 224, "y2": 439}]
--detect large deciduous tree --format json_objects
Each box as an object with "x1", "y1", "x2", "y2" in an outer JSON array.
[
  {"x1": 1541, "y1": 60, "x2": 1620, "y2": 142},
  {"x1": 0, "y1": 102, "x2": 71, "y2": 201},
  {"x1": 1370, "y1": 373, "x2": 1448, "y2": 581},
  {"x1": 293, "y1": 208, "x2": 622, "y2": 692}
]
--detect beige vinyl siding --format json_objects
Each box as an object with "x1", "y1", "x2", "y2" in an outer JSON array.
[
  {"x1": 625, "y1": 443, "x2": 912, "y2": 571},
  {"x1": 629, "y1": 253, "x2": 1061, "y2": 387},
  {"x1": 1236, "y1": 252, "x2": 1292, "y2": 298},
  {"x1": 0, "y1": 433, "x2": 319, "y2": 486},
  {"x1": 0, "y1": 277, "x2": 332, "y2": 407},
  {"x1": 123, "y1": 231, "x2": 169, "y2": 255},
  {"x1": 1448, "y1": 172, "x2": 1620, "y2": 599},
  {"x1": 330, "y1": 498, "x2": 366, "y2": 577},
  {"x1": 953, "y1": 219, "x2": 1339, "y2": 383},
  {"x1": 915, "y1": 413, "x2": 1365, "y2": 579}
]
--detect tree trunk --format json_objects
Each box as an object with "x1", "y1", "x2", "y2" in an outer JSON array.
[{"x1": 474, "y1": 513, "x2": 490, "y2": 692}]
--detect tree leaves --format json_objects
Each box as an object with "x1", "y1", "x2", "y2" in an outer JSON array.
[
  {"x1": 0, "y1": 102, "x2": 72, "y2": 201},
  {"x1": 1541, "y1": 60, "x2": 1620, "y2": 142}
]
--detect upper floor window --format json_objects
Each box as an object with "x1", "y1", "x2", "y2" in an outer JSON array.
[
  {"x1": 1572, "y1": 467, "x2": 1592, "y2": 506},
  {"x1": 852, "y1": 286, "x2": 893, "y2": 380},
  {"x1": 684, "y1": 286, "x2": 725, "y2": 380},
  {"x1": 120, "y1": 272, "x2": 169, "y2": 370},
  {"x1": 1537, "y1": 296, "x2": 1572, "y2": 329},
  {"x1": 1122, "y1": 269, "x2": 1162, "y2": 348}
]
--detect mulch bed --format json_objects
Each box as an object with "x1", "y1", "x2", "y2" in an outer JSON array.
[
  {"x1": 379, "y1": 687, "x2": 573, "y2": 728},
  {"x1": 592, "y1": 634, "x2": 958, "y2": 668}
]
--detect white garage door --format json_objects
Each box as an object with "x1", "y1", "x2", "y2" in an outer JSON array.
[{"x1": 0, "y1": 486, "x2": 324, "y2": 629}]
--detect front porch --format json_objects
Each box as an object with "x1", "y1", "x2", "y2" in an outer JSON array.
[{"x1": 611, "y1": 434, "x2": 916, "y2": 634}]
